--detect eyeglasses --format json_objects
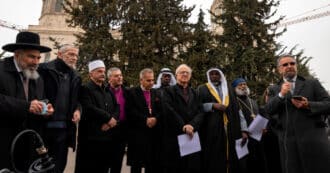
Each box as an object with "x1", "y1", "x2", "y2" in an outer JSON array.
[
  {"x1": 67, "y1": 52, "x2": 78, "y2": 57},
  {"x1": 281, "y1": 62, "x2": 296, "y2": 67},
  {"x1": 145, "y1": 79, "x2": 154, "y2": 82},
  {"x1": 178, "y1": 71, "x2": 190, "y2": 75}
]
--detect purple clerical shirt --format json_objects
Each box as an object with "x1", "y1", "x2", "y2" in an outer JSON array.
[
  {"x1": 111, "y1": 86, "x2": 126, "y2": 121},
  {"x1": 143, "y1": 90, "x2": 151, "y2": 114}
]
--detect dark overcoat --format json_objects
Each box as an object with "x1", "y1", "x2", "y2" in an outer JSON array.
[
  {"x1": 0, "y1": 57, "x2": 46, "y2": 170},
  {"x1": 75, "y1": 81, "x2": 119, "y2": 173},
  {"x1": 265, "y1": 76, "x2": 330, "y2": 173},
  {"x1": 197, "y1": 84, "x2": 242, "y2": 173},
  {"x1": 38, "y1": 58, "x2": 81, "y2": 150},
  {"x1": 161, "y1": 84, "x2": 204, "y2": 172},
  {"x1": 126, "y1": 86, "x2": 161, "y2": 167}
]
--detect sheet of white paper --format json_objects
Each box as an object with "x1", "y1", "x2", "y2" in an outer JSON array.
[
  {"x1": 177, "y1": 132, "x2": 201, "y2": 157},
  {"x1": 248, "y1": 114, "x2": 269, "y2": 141},
  {"x1": 235, "y1": 138, "x2": 249, "y2": 159}
]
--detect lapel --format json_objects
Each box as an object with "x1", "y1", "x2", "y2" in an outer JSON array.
[
  {"x1": 175, "y1": 85, "x2": 192, "y2": 105},
  {"x1": 28, "y1": 79, "x2": 39, "y2": 101},
  {"x1": 187, "y1": 87, "x2": 194, "y2": 105},
  {"x1": 136, "y1": 87, "x2": 148, "y2": 109},
  {"x1": 275, "y1": 81, "x2": 282, "y2": 94},
  {"x1": 151, "y1": 88, "x2": 161, "y2": 116},
  {"x1": 14, "y1": 75, "x2": 26, "y2": 100},
  {"x1": 174, "y1": 85, "x2": 186, "y2": 104},
  {"x1": 43, "y1": 60, "x2": 61, "y2": 89},
  {"x1": 150, "y1": 88, "x2": 155, "y2": 108},
  {"x1": 293, "y1": 77, "x2": 305, "y2": 95}
]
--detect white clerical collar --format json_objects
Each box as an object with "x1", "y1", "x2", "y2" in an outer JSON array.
[{"x1": 140, "y1": 85, "x2": 150, "y2": 91}]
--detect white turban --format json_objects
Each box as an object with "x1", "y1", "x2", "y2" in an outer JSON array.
[{"x1": 88, "y1": 60, "x2": 105, "y2": 72}]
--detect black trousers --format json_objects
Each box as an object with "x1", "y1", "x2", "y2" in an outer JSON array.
[
  {"x1": 43, "y1": 128, "x2": 68, "y2": 173},
  {"x1": 110, "y1": 123, "x2": 128, "y2": 173},
  {"x1": 130, "y1": 164, "x2": 160, "y2": 173},
  {"x1": 75, "y1": 140, "x2": 113, "y2": 173}
]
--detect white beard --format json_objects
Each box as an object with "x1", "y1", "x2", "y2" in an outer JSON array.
[
  {"x1": 64, "y1": 61, "x2": 76, "y2": 70},
  {"x1": 235, "y1": 87, "x2": 250, "y2": 96},
  {"x1": 68, "y1": 63, "x2": 76, "y2": 70},
  {"x1": 23, "y1": 69, "x2": 39, "y2": 80}
]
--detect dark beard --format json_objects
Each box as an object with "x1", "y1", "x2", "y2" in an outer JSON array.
[
  {"x1": 161, "y1": 82, "x2": 170, "y2": 87},
  {"x1": 212, "y1": 81, "x2": 220, "y2": 86}
]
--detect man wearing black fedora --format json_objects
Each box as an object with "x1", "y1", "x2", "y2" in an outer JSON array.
[{"x1": 0, "y1": 31, "x2": 54, "y2": 172}]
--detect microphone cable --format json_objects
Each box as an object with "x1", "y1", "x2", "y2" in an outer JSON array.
[
  {"x1": 10, "y1": 129, "x2": 55, "y2": 173},
  {"x1": 283, "y1": 94, "x2": 290, "y2": 173},
  {"x1": 283, "y1": 77, "x2": 294, "y2": 173}
]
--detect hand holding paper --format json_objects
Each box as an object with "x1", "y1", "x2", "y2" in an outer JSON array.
[
  {"x1": 177, "y1": 132, "x2": 201, "y2": 157},
  {"x1": 247, "y1": 114, "x2": 269, "y2": 141},
  {"x1": 235, "y1": 138, "x2": 249, "y2": 159}
]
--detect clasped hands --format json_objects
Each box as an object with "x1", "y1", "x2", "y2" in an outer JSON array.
[
  {"x1": 101, "y1": 117, "x2": 117, "y2": 131},
  {"x1": 212, "y1": 103, "x2": 227, "y2": 111},
  {"x1": 146, "y1": 117, "x2": 157, "y2": 128}
]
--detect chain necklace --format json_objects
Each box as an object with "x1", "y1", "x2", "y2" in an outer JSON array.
[{"x1": 237, "y1": 97, "x2": 256, "y2": 119}]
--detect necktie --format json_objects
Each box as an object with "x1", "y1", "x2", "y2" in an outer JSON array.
[
  {"x1": 287, "y1": 78, "x2": 295, "y2": 94},
  {"x1": 20, "y1": 72, "x2": 29, "y2": 100},
  {"x1": 183, "y1": 87, "x2": 189, "y2": 103}
]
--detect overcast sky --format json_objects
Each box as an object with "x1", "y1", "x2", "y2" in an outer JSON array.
[{"x1": 1, "y1": 0, "x2": 329, "y2": 90}]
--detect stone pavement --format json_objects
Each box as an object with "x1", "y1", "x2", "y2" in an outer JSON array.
[{"x1": 64, "y1": 149, "x2": 130, "y2": 173}]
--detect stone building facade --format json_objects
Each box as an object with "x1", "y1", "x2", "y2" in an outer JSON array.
[
  {"x1": 28, "y1": 0, "x2": 82, "y2": 61},
  {"x1": 210, "y1": 0, "x2": 224, "y2": 35}
]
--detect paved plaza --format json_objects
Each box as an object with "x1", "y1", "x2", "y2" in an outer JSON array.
[{"x1": 64, "y1": 150, "x2": 131, "y2": 173}]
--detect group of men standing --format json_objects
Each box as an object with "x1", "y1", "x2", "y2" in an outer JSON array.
[{"x1": 1, "y1": 31, "x2": 330, "y2": 173}]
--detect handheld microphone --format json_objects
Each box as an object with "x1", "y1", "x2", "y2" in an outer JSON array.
[{"x1": 284, "y1": 77, "x2": 294, "y2": 98}]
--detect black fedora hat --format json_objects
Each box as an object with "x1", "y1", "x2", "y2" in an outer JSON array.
[{"x1": 2, "y1": 31, "x2": 51, "y2": 53}]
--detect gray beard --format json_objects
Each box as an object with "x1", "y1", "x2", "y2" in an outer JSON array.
[
  {"x1": 69, "y1": 64, "x2": 76, "y2": 70},
  {"x1": 235, "y1": 87, "x2": 250, "y2": 96},
  {"x1": 65, "y1": 62, "x2": 76, "y2": 70},
  {"x1": 23, "y1": 69, "x2": 39, "y2": 80}
]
